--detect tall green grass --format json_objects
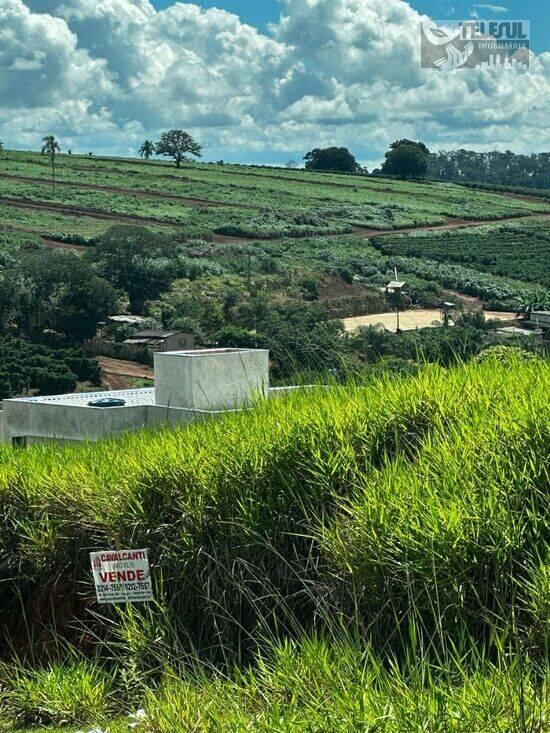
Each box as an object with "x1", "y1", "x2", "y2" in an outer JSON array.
[
  {"x1": 0, "y1": 356, "x2": 548, "y2": 729},
  {"x1": 1, "y1": 637, "x2": 547, "y2": 731}
]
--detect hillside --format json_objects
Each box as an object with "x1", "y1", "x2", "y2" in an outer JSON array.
[
  {"x1": 0, "y1": 355, "x2": 548, "y2": 730},
  {"x1": 1, "y1": 151, "x2": 549, "y2": 248},
  {"x1": 1, "y1": 149, "x2": 549, "y2": 393}
]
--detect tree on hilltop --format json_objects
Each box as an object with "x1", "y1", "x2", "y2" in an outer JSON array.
[
  {"x1": 155, "y1": 130, "x2": 202, "y2": 168},
  {"x1": 41, "y1": 135, "x2": 61, "y2": 193},
  {"x1": 381, "y1": 139, "x2": 430, "y2": 179},
  {"x1": 139, "y1": 140, "x2": 155, "y2": 160},
  {"x1": 304, "y1": 147, "x2": 361, "y2": 173}
]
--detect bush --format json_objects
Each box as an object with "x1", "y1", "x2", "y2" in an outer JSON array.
[
  {"x1": 31, "y1": 366, "x2": 77, "y2": 395},
  {"x1": 214, "y1": 326, "x2": 265, "y2": 349},
  {"x1": 0, "y1": 660, "x2": 116, "y2": 728},
  {"x1": 0, "y1": 338, "x2": 99, "y2": 399},
  {"x1": 474, "y1": 344, "x2": 540, "y2": 364}
]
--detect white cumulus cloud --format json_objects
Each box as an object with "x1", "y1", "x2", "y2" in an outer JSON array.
[{"x1": 0, "y1": 0, "x2": 548, "y2": 164}]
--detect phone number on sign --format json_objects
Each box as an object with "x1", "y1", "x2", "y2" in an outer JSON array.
[{"x1": 97, "y1": 582, "x2": 150, "y2": 593}]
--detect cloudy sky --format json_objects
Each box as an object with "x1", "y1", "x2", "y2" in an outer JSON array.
[{"x1": 1, "y1": 0, "x2": 548, "y2": 167}]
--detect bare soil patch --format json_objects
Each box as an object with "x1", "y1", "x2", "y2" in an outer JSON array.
[
  {"x1": 343, "y1": 309, "x2": 517, "y2": 333},
  {"x1": 99, "y1": 356, "x2": 154, "y2": 391}
]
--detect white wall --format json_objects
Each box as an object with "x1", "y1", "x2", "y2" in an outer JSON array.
[{"x1": 0, "y1": 410, "x2": 6, "y2": 445}]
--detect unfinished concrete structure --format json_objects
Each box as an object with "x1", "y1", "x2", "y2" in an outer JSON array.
[
  {"x1": 529, "y1": 311, "x2": 550, "y2": 340},
  {"x1": 2, "y1": 348, "x2": 271, "y2": 446}
]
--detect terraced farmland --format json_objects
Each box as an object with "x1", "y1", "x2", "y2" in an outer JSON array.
[
  {"x1": 1, "y1": 150, "x2": 548, "y2": 247},
  {"x1": 374, "y1": 218, "x2": 550, "y2": 288}
]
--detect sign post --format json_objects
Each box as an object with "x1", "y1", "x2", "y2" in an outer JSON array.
[{"x1": 90, "y1": 549, "x2": 153, "y2": 604}]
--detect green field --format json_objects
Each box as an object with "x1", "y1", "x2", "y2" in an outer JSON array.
[
  {"x1": 1, "y1": 148, "x2": 549, "y2": 360},
  {"x1": 0, "y1": 356, "x2": 548, "y2": 731},
  {"x1": 374, "y1": 219, "x2": 550, "y2": 288},
  {"x1": 1, "y1": 150, "x2": 548, "y2": 245}
]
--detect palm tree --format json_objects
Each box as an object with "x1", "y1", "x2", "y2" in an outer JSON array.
[
  {"x1": 139, "y1": 140, "x2": 155, "y2": 160},
  {"x1": 41, "y1": 135, "x2": 61, "y2": 193}
]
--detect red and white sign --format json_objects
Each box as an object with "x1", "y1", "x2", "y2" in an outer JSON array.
[{"x1": 90, "y1": 549, "x2": 153, "y2": 604}]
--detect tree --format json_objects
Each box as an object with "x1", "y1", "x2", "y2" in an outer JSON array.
[
  {"x1": 13, "y1": 249, "x2": 118, "y2": 341},
  {"x1": 428, "y1": 149, "x2": 550, "y2": 189},
  {"x1": 41, "y1": 135, "x2": 61, "y2": 192},
  {"x1": 0, "y1": 277, "x2": 18, "y2": 333},
  {"x1": 0, "y1": 140, "x2": 4, "y2": 154},
  {"x1": 304, "y1": 147, "x2": 361, "y2": 173},
  {"x1": 381, "y1": 140, "x2": 430, "y2": 178},
  {"x1": 286, "y1": 160, "x2": 299, "y2": 169},
  {"x1": 87, "y1": 225, "x2": 176, "y2": 313},
  {"x1": 49, "y1": 269, "x2": 119, "y2": 342},
  {"x1": 155, "y1": 130, "x2": 202, "y2": 168},
  {"x1": 32, "y1": 366, "x2": 77, "y2": 396},
  {"x1": 139, "y1": 140, "x2": 155, "y2": 160},
  {"x1": 255, "y1": 304, "x2": 345, "y2": 378}
]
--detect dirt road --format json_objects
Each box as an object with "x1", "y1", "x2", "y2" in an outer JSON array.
[
  {"x1": 343, "y1": 309, "x2": 517, "y2": 333},
  {"x1": 99, "y1": 356, "x2": 154, "y2": 391}
]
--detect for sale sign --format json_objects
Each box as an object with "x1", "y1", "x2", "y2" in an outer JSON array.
[{"x1": 90, "y1": 549, "x2": 153, "y2": 604}]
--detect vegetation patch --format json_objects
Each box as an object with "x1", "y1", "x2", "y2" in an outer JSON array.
[
  {"x1": 375, "y1": 219, "x2": 550, "y2": 288},
  {"x1": 0, "y1": 358, "x2": 548, "y2": 730}
]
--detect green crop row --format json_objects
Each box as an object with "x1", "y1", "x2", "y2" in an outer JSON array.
[
  {"x1": 3, "y1": 151, "x2": 546, "y2": 231},
  {"x1": 375, "y1": 219, "x2": 550, "y2": 288},
  {"x1": 387, "y1": 253, "x2": 550, "y2": 304}
]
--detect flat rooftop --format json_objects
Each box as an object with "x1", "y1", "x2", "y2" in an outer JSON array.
[
  {"x1": 7, "y1": 388, "x2": 156, "y2": 408},
  {"x1": 160, "y1": 348, "x2": 258, "y2": 357}
]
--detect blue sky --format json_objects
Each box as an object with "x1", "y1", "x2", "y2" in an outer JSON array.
[
  {"x1": 2, "y1": 1, "x2": 549, "y2": 164},
  {"x1": 152, "y1": 0, "x2": 548, "y2": 51}
]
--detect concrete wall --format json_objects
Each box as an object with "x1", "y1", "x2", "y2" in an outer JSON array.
[
  {"x1": 162, "y1": 333, "x2": 195, "y2": 352},
  {"x1": 0, "y1": 386, "x2": 315, "y2": 446},
  {"x1": 2, "y1": 401, "x2": 150, "y2": 444},
  {"x1": 155, "y1": 349, "x2": 269, "y2": 411},
  {"x1": 85, "y1": 339, "x2": 154, "y2": 365}
]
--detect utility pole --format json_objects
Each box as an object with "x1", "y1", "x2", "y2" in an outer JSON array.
[{"x1": 386, "y1": 269, "x2": 407, "y2": 334}]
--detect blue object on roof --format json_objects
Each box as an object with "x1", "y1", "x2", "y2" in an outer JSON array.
[{"x1": 87, "y1": 397, "x2": 127, "y2": 408}]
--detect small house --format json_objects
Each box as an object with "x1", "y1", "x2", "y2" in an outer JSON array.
[{"x1": 123, "y1": 330, "x2": 195, "y2": 354}]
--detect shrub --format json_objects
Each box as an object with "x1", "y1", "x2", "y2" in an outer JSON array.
[
  {"x1": 0, "y1": 660, "x2": 116, "y2": 728},
  {"x1": 0, "y1": 338, "x2": 99, "y2": 398},
  {"x1": 474, "y1": 344, "x2": 540, "y2": 364},
  {"x1": 31, "y1": 366, "x2": 77, "y2": 396}
]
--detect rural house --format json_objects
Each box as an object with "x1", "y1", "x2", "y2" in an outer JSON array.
[{"x1": 123, "y1": 329, "x2": 195, "y2": 353}]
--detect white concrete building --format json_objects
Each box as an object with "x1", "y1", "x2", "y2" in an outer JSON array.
[{"x1": 2, "y1": 348, "x2": 275, "y2": 446}]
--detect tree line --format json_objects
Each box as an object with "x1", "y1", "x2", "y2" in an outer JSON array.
[
  {"x1": 4, "y1": 131, "x2": 546, "y2": 188},
  {"x1": 427, "y1": 149, "x2": 550, "y2": 189},
  {"x1": 304, "y1": 140, "x2": 431, "y2": 178}
]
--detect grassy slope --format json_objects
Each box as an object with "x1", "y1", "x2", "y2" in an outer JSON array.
[
  {"x1": 0, "y1": 356, "x2": 548, "y2": 730},
  {"x1": 1, "y1": 151, "x2": 548, "y2": 243},
  {"x1": 374, "y1": 218, "x2": 550, "y2": 289}
]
